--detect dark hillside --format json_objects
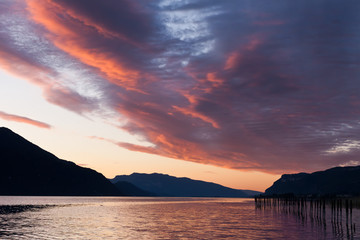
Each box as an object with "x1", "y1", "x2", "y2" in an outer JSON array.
[
  {"x1": 265, "y1": 166, "x2": 360, "y2": 196},
  {"x1": 0, "y1": 127, "x2": 122, "y2": 196}
]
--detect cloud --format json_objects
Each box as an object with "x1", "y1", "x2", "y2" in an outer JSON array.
[
  {"x1": 339, "y1": 161, "x2": 360, "y2": 167},
  {"x1": 0, "y1": 42, "x2": 98, "y2": 114},
  {"x1": 0, "y1": 0, "x2": 106, "y2": 115},
  {"x1": 25, "y1": 0, "x2": 156, "y2": 91},
  {"x1": 1, "y1": 0, "x2": 360, "y2": 173},
  {"x1": 325, "y1": 140, "x2": 360, "y2": 155},
  {"x1": 0, "y1": 111, "x2": 51, "y2": 129}
]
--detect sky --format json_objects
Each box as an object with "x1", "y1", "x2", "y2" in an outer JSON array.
[{"x1": 0, "y1": 0, "x2": 360, "y2": 192}]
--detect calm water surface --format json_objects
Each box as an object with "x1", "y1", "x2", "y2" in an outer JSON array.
[{"x1": 0, "y1": 196, "x2": 359, "y2": 239}]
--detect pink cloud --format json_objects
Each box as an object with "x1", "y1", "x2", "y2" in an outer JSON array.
[{"x1": 0, "y1": 111, "x2": 51, "y2": 129}]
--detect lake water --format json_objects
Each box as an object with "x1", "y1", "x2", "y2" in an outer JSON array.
[{"x1": 0, "y1": 196, "x2": 359, "y2": 239}]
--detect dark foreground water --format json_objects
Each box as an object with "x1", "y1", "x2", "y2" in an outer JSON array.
[{"x1": 0, "y1": 197, "x2": 359, "y2": 239}]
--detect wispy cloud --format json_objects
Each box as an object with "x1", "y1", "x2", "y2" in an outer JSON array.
[
  {"x1": 0, "y1": 111, "x2": 51, "y2": 129},
  {"x1": 1, "y1": 0, "x2": 360, "y2": 173}
]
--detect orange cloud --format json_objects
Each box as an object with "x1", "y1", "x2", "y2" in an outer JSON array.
[
  {"x1": 108, "y1": 99, "x2": 265, "y2": 171},
  {"x1": 224, "y1": 35, "x2": 263, "y2": 71},
  {"x1": 172, "y1": 105, "x2": 220, "y2": 129},
  {"x1": 206, "y1": 72, "x2": 224, "y2": 88},
  {"x1": 47, "y1": 1, "x2": 138, "y2": 46},
  {"x1": 92, "y1": 128, "x2": 258, "y2": 171},
  {"x1": 0, "y1": 111, "x2": 51, "y2": 129},
  {"x1": 225, "y1": 52, "x2": 241, "y2": 70},
  {"x1": 26, "y1": 0, "x2": 142, "y2": 91},
  {"x1": 114, "y1": 135, "x2": 256, "y2": 170},
  {"x1": 117, "y1": 142, "x2": 158, "y2": 155}
]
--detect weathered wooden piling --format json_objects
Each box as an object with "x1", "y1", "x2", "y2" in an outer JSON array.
[{"x1": 255, "y1": 195, "x2": 359, "y2": 239}]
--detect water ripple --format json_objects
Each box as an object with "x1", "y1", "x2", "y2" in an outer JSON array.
[{"x1": 0, "y1": 197, "x2": 358, "y2": 239}]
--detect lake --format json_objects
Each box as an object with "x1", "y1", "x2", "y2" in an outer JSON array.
[{"x1": 0, "y1": 196, "x2": 359, "y2": 239}]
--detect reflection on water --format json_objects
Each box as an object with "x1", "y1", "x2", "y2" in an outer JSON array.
[{"x1": 0, "y1": 196, "x2": 359, "y2": 239}]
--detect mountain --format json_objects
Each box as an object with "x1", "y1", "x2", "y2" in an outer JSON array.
[
  {"x1": 110, "y1": 173, "x2": 262, "y2": 197},
  {"x1": 242, "y1": 190, "x2": 263, "y2": 197},
  {"x1": 265, "y1": 165, "x2": 360, "y2": 196},
  {"x1": 113, "y1": 181, "x2": 155, "y2": 196},
  {"x1": 0, "y1": 127, "x2": 122, "y2": 196}
]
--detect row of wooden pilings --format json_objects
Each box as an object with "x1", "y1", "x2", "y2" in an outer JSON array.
[
  {"x1": 255, "y1": 196, "x2": 356, "y2": 213},
  {"x1": 254, "y1": 196, "x2": 358, "y2": 238}
]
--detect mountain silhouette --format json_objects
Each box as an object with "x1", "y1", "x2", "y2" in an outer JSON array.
[
  {"x1": 111, "y1": 173, "x2": 261, "y2": 197},
  {"x1": 113, "y1": 181, "x2": 155, "y2": 196},
  {"x1": 0, "y1": 127, "x2": 122, "y2": 196},
  {"x1": 265, "y1": 165, "x2": 360, "y2": 196}
]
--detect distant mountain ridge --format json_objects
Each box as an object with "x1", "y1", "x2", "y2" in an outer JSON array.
[
  {"x1": 265, "y1": 165, "x2": 360, "y2": 196},
  {"x1": 113, "y1": 181, "x2": 154, "y2": 196},
  {"x1": 0, "y1": 127, "x2": 122, "y2": 196},
  {"x1": 111, "y1": 173, "x2": 262, "y2": 197}
]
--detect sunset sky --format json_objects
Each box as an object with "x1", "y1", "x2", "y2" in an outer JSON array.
[{"x1": 1, "y1": 0, "x2": 359, "y2": 191}]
